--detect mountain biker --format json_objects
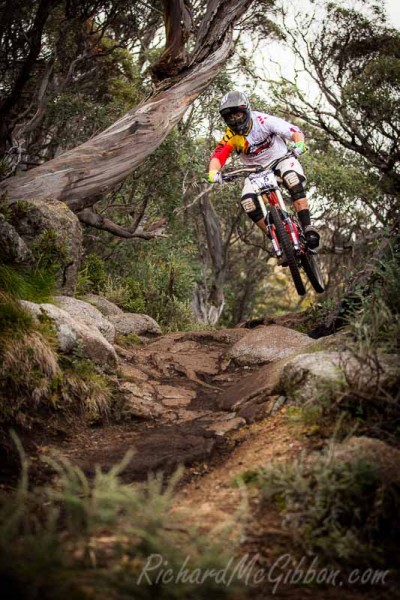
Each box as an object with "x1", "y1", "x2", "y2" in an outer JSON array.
[{"x1": 207, "y1": 91, "x2": 320, "y2": 254}]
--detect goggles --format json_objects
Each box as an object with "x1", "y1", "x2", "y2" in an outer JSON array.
[{"x1": 222, "y1": 109, "x2": 247, "y2": 126}]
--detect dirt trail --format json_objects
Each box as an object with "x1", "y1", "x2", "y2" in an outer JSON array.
[
  {"x1": 173, "y1": 412, "x2": 307, "y2": 532},
  {"x1": 48, "y1": 326, "x2": 308, "y2": 482}
]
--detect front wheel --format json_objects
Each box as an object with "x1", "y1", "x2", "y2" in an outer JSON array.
[
  {"x1": 269, "y1": 205, "x2": 306, "y2": 296},
  {"x1": 301, "y1": 252, "x2": 325, "y2": 293}
]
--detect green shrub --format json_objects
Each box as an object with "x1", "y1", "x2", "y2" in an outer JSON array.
[
  {"x1": 253, "y1": 450, "x2": 400, "y2": 566},
  {"x1": 102, "y1": 274, "x2": 132, "y2": 306},
  {"x1": 30, "y1": 228, "x2": 68, "y2": 276},
  {"x1": 0, "y1": 329, "x2": 61, "y2": 434},
  {"x1": 0, "y1": 444, "x2": 243, "y2": 600},
  {"x1": 119, "y1": 248, "x2": 197, "y2": 330},
  {"x1": 154, "y1": 297, "x2": 198, "y2": 332},
  {"x1": 330, "y1": 243, "x2": 400, "y2": 436},
  {"x1": 0, "y1": 293, "x2": 33, "y2": 337},
  {"x1": 93, "y1": 244, "x2": 199, "y2": 331},
  {"x1": 340, "y1": 241, "x2": 400, "y2": 356},
  {"x1": 59, "y1": 355, "x2": 113, "y2": 423},
  {"x1": 76, "y1": 253, "x2": 108, "y2": 295},
  {"x1": 299, "y1": 243, "x2": 400, "y2": 439},
  {"x1": 120, "y1": 288, "x2": 146, "y2": 313}
]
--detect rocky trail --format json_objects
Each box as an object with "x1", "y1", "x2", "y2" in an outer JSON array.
[
  {"x1": 47, "y1": 324, "x2": 314, "y2": 485},
  {"x1": 36, "y1": 322, "x2": 398, "y2": 600}
]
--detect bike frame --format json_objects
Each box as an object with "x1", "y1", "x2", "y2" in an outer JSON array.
[{"x1": 247, "y1": 161, "x2": 303, "y2": 259}]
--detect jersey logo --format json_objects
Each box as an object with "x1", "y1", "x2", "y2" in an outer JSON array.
[
  {"x1": 257, "y1": 115, "x2": 267, "y2": 125},
  {"x1": 245, "y1": 134, "x2": 274, "y2": 155}
]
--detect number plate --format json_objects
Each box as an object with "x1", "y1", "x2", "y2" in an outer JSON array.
[{"x1": 249, "y1": 171, "x2": 277, "y2": 192}]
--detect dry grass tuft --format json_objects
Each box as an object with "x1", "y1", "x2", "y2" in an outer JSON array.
[{"x1": 0, "y1": 331, "x2": 61, "y2": 420}]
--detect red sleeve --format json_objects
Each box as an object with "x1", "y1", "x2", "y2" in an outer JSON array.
[
  {"x1": 210, "y1": 129, "x2": 236, "y2": 167},
  {"x1": 211, "y1": 142, "x2": 234, "y2": 167}
]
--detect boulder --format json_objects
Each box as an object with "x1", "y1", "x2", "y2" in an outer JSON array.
[
  {"x1": 279, "y1": 351, "x2": 347, "y2": 404},
  {"x1": 109, "y1": 313, "x2": 162, "y2": 337},
  {"x1": 0, "y1": 214, "x2": 33, "y2": 264},
  {"x1": 81, "y1": 294, "x2": 124, "y2": 317},
  {"x1": 20, "y1": 300, "x2": 117, "y2": 367},
  {"x1": 54, "y1": 296, "x2": 115, "y2": 343},
  {"x1": 279, "y1": 351, "x2": 400, "y2": 404},
  {"x1": 8, "y1": 198, "x2": 82, "y2": 295},
  {"x1": 157, "y1": 385, "x2": 196, "y2": 407},
  {"x1": 218, "y1": 358, "x2": 288, "y2": 411},
  {"x1": 228, "y1": 325, "x2": 312, "y2": 366}
]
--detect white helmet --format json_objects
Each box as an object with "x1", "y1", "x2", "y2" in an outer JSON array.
[{"x1": 219, "y1": 91, "x2": 252, "y2": 135}]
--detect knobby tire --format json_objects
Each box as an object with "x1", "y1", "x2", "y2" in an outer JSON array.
[
  {"x1": 301, "y1": 253, "x2": 325, "y2": 293},
  {"x1": 269, "y1": 205, "x2": 306, "y2": 296}
]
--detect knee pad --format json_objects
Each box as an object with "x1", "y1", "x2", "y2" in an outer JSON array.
[
  {"x1": 282, "y1": 170, "x2": 306, "y2": 201},
  {"x1": 240, "y1": 193, "x2": 265, "y2": 223}
]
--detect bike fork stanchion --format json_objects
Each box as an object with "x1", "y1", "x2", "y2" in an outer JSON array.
[{"x1": 265, "y1": 214, "x2": 283, "y2": 258}]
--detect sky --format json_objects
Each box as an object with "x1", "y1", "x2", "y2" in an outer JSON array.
[
  {"x1": 385, "y1": 0, "x2": 400, "y2": 28},
  {"x1": 248, "y1": 0, "x2": 400, "y2": 96}
]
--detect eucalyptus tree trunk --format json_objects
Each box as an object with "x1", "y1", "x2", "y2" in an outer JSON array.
[
  {"x1": 192, "y1": 195, "x2": 227, "y2": 325},
  {"x1": 0, "y1": 0, "x2": 255, "y2": 222}
]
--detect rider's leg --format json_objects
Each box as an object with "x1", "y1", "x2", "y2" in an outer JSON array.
[
  {"x1": 240, "y1": 179, "x2": 267, "y2": 234},
  {"x1": 241, "y1": 195, "x2": 268, "y2": 235},
  {"x1": 241, "y1": 180, "x2": 288, "y2": 265},
  {"x1": 275, "y1": 158, "x2": 320, "y2": 249}
]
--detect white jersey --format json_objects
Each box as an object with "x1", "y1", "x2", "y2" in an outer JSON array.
[{"x1": 213, "y1": 111, "x2": 302, "y2": 168}]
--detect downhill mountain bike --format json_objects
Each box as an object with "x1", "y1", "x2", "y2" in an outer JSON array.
[{"x1": 219, "y1": 151, "x2": 325, "y2": 296}]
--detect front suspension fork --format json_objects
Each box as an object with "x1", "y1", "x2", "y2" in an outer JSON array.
[
  {"x1": 263, "y1": 194, "x2": 301, "y2": 255},
  {"x1": 265, "y1": 212, "x2": 282, "y2": 256}
]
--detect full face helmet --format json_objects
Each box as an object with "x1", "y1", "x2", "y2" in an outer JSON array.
[{"x1": 219, "y1": 91, "x2": 252, "y2": 135}]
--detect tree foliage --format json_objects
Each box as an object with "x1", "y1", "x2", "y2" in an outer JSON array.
[{"x1": 271, "y1": 1, "x2": 400, "y2": 201}]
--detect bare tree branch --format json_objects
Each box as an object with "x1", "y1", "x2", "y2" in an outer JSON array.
[{"x1": 77, "y1": 208, "x2": 167, "y2": 239}]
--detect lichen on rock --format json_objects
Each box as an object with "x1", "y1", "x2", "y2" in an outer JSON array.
[
  {"x1": 20, "y1": 300, "x2": 117, "y2": 367},
  {"x1": 54, "y1": 295, "x2": 115, "y2": 344}
]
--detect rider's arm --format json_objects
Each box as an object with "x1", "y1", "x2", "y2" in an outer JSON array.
[
  {"x1": 208, "y1": 129, "x2": 237, "y2": 181},
  {"x1": 209, "y1": 156, "x2": 223, "y2": 173},
  {"x1": 291, "y1": 130, "x2": 306, "y2": 154},
  {"x1": 256, "y1": 112, "x2": 303, "y2": 142},
  {"x1": 291, "y1": 130, "x2": 305, "y2": 144},
  {"x1": 256, "y1": 113, "x2": 306, "y2": 155}
]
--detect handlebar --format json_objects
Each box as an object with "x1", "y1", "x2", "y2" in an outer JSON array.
[{"x1": 220, "y1": 150, "x2": 296, "y2": 182}]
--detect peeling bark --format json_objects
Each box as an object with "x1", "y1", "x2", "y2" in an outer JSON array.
[{"x1": 151, "y1": 0, "x2": 193, "y2": 82}]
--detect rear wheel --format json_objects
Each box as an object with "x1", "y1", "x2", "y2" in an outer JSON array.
[
  {"x1": 269, "y1": 205, "x2": 306, "y2": 296},
  {"x1": 301, "y1": 253, "x2": 325, "y2": 293}
]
